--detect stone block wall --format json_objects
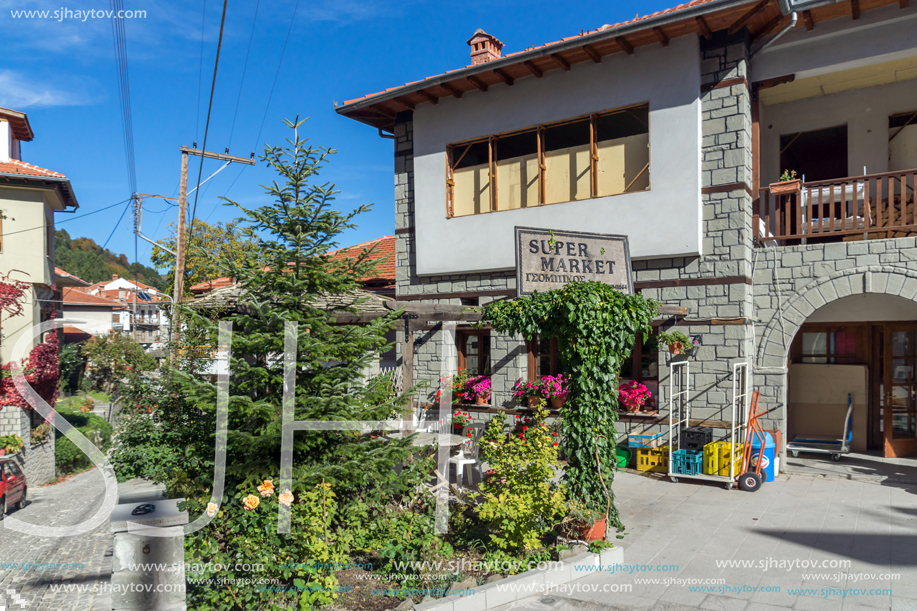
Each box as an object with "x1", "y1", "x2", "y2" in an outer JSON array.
[{"x1": 0, "y1": 404, "x2": 55, "y2": 486}]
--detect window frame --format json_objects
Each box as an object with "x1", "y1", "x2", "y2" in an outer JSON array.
[
  {"x1": 446, "y1": 102, "x2": 651, "y2": 218},
  {"x1": 457, "y1": 328, "x2": 492, "y2": 376}
]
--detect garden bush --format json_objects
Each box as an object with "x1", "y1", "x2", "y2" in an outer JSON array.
[{"x1": 55, "y1": 409, "x2": 113, "y2": 475}]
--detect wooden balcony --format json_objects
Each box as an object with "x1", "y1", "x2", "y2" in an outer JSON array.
[{"x1": 754, "y1": 169, "x2": 917, "y2": 246}]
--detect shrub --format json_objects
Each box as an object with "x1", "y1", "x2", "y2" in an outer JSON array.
[
  {"x1": 55, "y1": 409, "x2": 113, "y2": 475},
  {"x1": 476, "y1": 401, "x2": 566, "y2": 550}
]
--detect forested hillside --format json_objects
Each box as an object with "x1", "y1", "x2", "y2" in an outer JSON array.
[{"x1": 55, "y1": 229, "x2": 166, "y2": 290}]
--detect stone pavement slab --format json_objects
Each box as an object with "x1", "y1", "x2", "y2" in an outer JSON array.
[
  {"x1": 0, "y1": 468, "x2": 112, "y2": 610},
  {"x1": 501, "y1": 469, "x2": 917, "y2": 611}
]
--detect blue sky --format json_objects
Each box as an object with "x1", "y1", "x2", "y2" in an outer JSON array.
[{"x1": 2, "y1": 0, "x2": 673, "y2": 271}]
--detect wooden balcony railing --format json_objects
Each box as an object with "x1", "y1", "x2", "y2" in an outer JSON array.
[{"x1": 754, "y1": 169, "x2": 917, "y2": 245}]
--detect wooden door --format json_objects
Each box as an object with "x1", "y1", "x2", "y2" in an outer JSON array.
[{"x1": 883, "y1": 325, "x2": 917, "y2": 457}]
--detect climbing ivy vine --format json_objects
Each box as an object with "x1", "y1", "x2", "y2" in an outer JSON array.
[{"x1": 482, "y1": 281, "x2": 657, "y2": 528}]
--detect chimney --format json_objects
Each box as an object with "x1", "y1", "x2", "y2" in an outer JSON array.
[
  {"x1": 112, "y1": 274, "x2": 119, "y2": 281},
  {"x1": 467, "y1": 29, "x2": 503, "y2": 65}
]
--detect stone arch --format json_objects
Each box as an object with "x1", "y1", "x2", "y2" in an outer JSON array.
[{"x1": 756, "y1": 265, "x2": 917, "y2": 369}]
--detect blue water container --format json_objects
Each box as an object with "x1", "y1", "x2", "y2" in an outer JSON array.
[{"x1": 750, "y1": 431, "x2": 776, "y2": 482}]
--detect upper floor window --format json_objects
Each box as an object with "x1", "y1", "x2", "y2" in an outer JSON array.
[{"x1": 446, "y1": 104, "x2": 650, "y2": 217}]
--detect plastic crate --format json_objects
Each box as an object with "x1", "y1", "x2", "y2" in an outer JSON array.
[
  {"x1": 672, "y1": 449, "x2": 704, "y2": 476},
  {"x1": 680, "y1": 426, "x2": 713, "y2": 451},
  {"x1": 635, "y1": 445, "x2": 670, "y2": 473},
  {"x1": 703, "y1": 441, "x2": 744, "y2": 476},
  {"x1": 628, "y1": 432, "x2": 666, "y2": 448}
]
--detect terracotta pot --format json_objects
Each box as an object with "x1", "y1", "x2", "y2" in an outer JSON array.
[
  {"x1": 578, "y1": 518, "x2": 607, "y2": 542},
  {"x1": 770, "y1": 179, "x2": 801, "y2": 196},
  {"x1": 551, "y1": 397, "x2": 564, "y2": 409},
  {"x1": 668, "y1": 343, "x2": 683, "y2": 355},
  {"x1": 0, "y1": 449, "x2": 5, "y2": 457},
  {"x1": 475, "y1": 396, "x2": 488, "y2": 405},
  {"x1": 625, "y1": 402, "x2": 640, "y2": 413},
  {"x1": 527, "y1": 396, "x2": 538, "y2": 408}
]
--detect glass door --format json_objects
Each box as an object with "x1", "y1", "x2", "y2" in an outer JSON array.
[{"x1": 883, "y1": 326, "x2": 917, "y2": 457}]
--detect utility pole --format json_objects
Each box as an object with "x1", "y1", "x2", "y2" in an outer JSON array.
[{"x1": 164, "y1": 145, "x2": 254, "y2": 365}]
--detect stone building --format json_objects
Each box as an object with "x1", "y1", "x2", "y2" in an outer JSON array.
[{"x1": 337, "y1": 0, "x2": 917, "y2": 462}]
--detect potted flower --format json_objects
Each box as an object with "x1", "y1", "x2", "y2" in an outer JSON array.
[
  {"x1": 770, "y1": 169, "x2": 801, "y2": 196},
  {"x1": 618, "y1": 380, "x2": 653, "y2": 413},
  {"x1": 512, "y1": 378, "x2": 544, "y2": 408},
  {"x1": 562, "y1": 501, "x2": 606, "y2": 542},
  {"x1": 450, "y1": 411, "x2": 472, "y2": 433},
  {"x1": 464, "y1": 375, "x2": 492, "y2": 405},
  {"x1": 442, "y1": 371, "x2": 471, "y2": 403},
  {"x1": 541, "y1": 374, "x2": 568, "y2": 409},
  {"x1": 659, "y1": 330, "x2": 693, "y2": 355},
  {"x1": 0, "y1": 435, "x2": 25, "y2": 456}
]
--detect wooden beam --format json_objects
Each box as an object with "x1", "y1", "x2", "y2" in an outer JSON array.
[
  {"x1": 803, "y1": 9, "x2": 815, "y2": 30},
  {"x1": 467, "y1": 75, "x2": 488, "y2": 92},
  {"x1": 752, "y1": 13, "x2": 784, "y2": 43},
  {"x1": 493, "y1": 68, "x2": 514, "y2": 86},
  {"x1": 615, "y1": 36, "x2": 635, "y2": 55},
  {"x1": 416, "y1": 89, "x2": 439, "y2": 104},
  {"x1": 851, "y1": 0, "x2": 860, "y2": 19},
  {"x1": 523, "y1": 60, "x2": 543, "y2": 78},
  {"x1": 551, "y1": 53, "x2": 571, "y2": 71},
  {"x1": 754, "y1": 74, "x2": 795, "y2": 91},
  {"x1": 441, "y1": 82, "x2": 463, "y2": 98},
  {"x1": 695, "y1": 15, "x2": 713, "y2": 40},
  {"x1": 394, "y1": 96, "x2": 415, "y2": 111},
  {"x1": 653, "y1": 27, "x2": 669, "y2": 47},
  {"x1": 901, "y1": 0, "x2": 908, "y2": 8},
  {"x1": 582, "y1": 44, "x2": 602, "y2": 63},
  {"x1": 728, "y1": 0, "x2": 769, "y2": 34}
]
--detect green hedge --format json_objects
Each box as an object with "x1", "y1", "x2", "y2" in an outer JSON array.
[{"x1": 55, "y1": 410, "x2": 113, "y2": 476}]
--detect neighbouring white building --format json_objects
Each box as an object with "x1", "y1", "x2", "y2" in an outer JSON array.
[{"x1": 85, "y1": 274, "x2": 170, "y2": 348}]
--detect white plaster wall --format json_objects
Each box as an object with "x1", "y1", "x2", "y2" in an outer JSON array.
[
  {"x1": 0, "y1": 121, "x2": 10, "y2": 162},
  {"x1": 751, "y1": 3, "x2": 917, "y2": 83},
  {"x1": 412, "y1": 35, "x2": 702, "y2": 276},
  {"x1": 806, "y1": 293, "x2": 917, "y2": 323},
  {"x1": 759, "y1": 78, "x2": 917, "y2": 185},
  {"x1": 61, "y1": 307, "x2": 117, "y2": 335}
]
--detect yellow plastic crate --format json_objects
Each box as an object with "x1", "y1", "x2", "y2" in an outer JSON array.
[
  {"x1": 636, "y1": 445, "x2": 670, "y2": 473},
  {"x1": 703, "y1": 442, "x2": 744, "y2": 476}
]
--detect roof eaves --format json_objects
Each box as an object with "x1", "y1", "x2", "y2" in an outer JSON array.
[
  {"x1": 335, "y1": 0, "x2": 752, "y2": 119},
  {"x1": 0, "y1": 172, "x2": 79, "y2": 209}
]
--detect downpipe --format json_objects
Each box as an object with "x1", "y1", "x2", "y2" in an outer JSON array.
[{"x1": 750, "y1": 11, "x2": 798, "y2": 59}]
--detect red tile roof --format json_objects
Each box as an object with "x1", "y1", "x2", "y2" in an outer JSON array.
[
  {"x1": 54, "y1": 267, "x2": 90, "y2": 286},
  {"x1": 63, "y1": 287, "x2": 127, "y2": 308},
  {"x1": 0, "y1": 159, "x2": 66, "y2": 179},
  {"x1": 189, "y1": 277, "x2": 237, "y2": 294},
  {"x1": 329, "y1": 235, "x2": 395, "y2": 288},
  {"x1": 339, "y1": 0, "x2": 724, "y2": 111}
]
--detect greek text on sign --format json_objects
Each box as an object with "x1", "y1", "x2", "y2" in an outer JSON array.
[{"x1": 514, "y1": 227, "x2": 633, "y2": 296}]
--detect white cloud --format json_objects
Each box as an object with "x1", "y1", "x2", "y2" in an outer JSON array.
[{"x1": 0, "y1": 70, "x2": 98, "y2": 108}]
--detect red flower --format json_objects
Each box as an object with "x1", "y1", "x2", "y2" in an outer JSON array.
[
  {"x1": 553, "y1": 442, "x2": 558, "y2": 446},
  {"x1": 523, "y1": 426, "x2": 528, "y2": 431},
  {"x1": 552, "y1": 432, "x2": 558, "y2": 436}
]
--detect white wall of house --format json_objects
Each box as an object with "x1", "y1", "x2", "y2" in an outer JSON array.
[
  {"x1": 62, "y1": 307, "x2": 117, "y2": 336},
  {"x1": 759, "y1": 78, "x2": 917, "y2": 185},
  {"x1": 411, "y1": 34, "x2": 702, "y2": 275}
]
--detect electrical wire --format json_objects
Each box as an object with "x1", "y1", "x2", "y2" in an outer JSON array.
[
  {"x1": 253, "y1": 0, "x2": 300, "y2": 152},
  {"x1": 195, "y1": 0, "x2": 208, "y2": 142},
  {"x1": 187, "y1": 0, "x2": 229, "y2": 243},
  {"x1": 227, "y1": 0, "x2": 261, "y2": 149},
  {"x1": 109, "y1": 0, "x2": 137, "y2": 195},
  {"x1": 2, "y1": 199, "x2": 130, "y2": 237},
  {"x1": 203, "y1": 165, "x2": 246, "y2": 222}
]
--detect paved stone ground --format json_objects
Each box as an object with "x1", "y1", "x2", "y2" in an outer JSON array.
[
  {"x1": 0, "y1": 468, "x2": 112, "y2": 610},
  {"x1": 497, "y1": 463, "x2": 917, "y2": 611}
]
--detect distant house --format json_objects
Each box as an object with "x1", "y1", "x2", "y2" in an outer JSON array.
[
  {"x1": 0, "y1": 106, "x2": 79, "y2": 364},
  {"x1": 85, "y1": 274, "x2": 169, "y2": 347},
  {"x1": 61, "y1": 287, "x2": 127, "y2": 343}
]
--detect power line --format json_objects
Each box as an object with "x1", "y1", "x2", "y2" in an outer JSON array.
[
  {"x1": 204, "y1": 165, "x2": 246, "y2": 222},
  {"x1": 187, "y1": 0, "x2": 229, "y2": 241},
  {"x1": 195, "y1": 0, "x2": 208, "y2": 141},
  {"x1": 253, "y1": 0, "x2": 300, "y2": 152},
  {"x1": 109, "y1": 0, "x2": 137, "y2": 195},
  {"x1": 227, "y1": 0, "x2": 261, "y2": 149},
  {"x1": 2, "y1": 199, "x2": 130, "y2": 237}
]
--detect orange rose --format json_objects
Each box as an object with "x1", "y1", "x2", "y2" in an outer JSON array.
[
  {"x1": 243, "y1": 495, "x2": 260, "y2": 510},
  {"x1": 278, "y1": 490, "x2": 294, "y2": 507},
  {"x1": 257, "y1": 479, "x2": 275, "y2": 497},
  {"x1": 206, "y1": 502, "x2": 218, "y2": 517}
]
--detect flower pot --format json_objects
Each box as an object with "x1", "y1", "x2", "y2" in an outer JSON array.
[
  {"x1": 578, "y1": 518, "x2": 607, "y2": 542},
  {"x1": 668, "y1": 343, "x2": 684, "y2": 355},
  {"x1": 453, "y1": 424, "x2": 466, "y2": 434},
  {"x1": 475, "y1": 396, "x2": 488, "y2": 405},
  {"x1": 550, "y1": 397, "x2": 564, "y2": 409},
  {"x1": 0, "y1": 449, "x2": 5, "y2": 457},
  {"x1": 769, "y1": 179, "x2": 801, "y2": 196},
  {"x1": 527, "y1": 396, "x2": 538, "y2": 408}
]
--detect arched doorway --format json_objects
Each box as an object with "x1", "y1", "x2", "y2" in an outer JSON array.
[{"x1": 757, "y1": 267, "x2": 917, "y2": 458}]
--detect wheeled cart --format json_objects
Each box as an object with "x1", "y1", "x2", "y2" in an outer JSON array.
[
  {"x1": 787, "y1": 394, "x2": 853, "y2": 462},
  {"x1": 666, "y1": 362, "x2": 749, "y2": 490}
]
